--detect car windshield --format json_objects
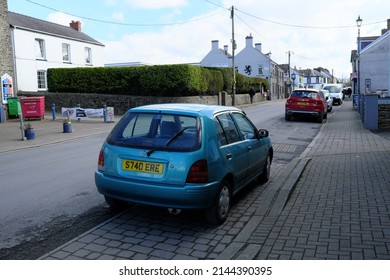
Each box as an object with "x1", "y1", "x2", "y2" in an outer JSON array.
[
  {"x1": 323, "y1": 85, "x2": 342, "y2": 93},
  {"x1": 107, "y1": 112, "x2": 200, "y2": 152},
  {"x1": 291, "y1": 91, "x2": 316, "y2": 98}
]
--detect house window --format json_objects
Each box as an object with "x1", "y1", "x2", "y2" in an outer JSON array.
[
  {"x1": 37, "y1": 70, "x2": 47, "y2": 90},
  {"x1": 35, "y1": 39, "x2": 46, "y2": 59},
  {"x1": 258, "y1": 66, "x2": 263, "y2": 75},
  {"x1": 62, "y1": 43, "x2": 71, "y2": 62},
  {"x1": 85, "y1": 47, "x2": 92, "y2": 64}
]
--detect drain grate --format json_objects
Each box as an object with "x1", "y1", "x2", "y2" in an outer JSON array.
[{"x1": 273, "y1": 143, "x2": 298, "y2": 153}]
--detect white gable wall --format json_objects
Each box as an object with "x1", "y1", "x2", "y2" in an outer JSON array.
[
  {"x1": 360, "y1": 32, "x2": 390, "y2": 93},
  {"x1": 200, "y1": 40, "x2": 231, "y2": 67},
  {"x1": 235, "y1": 37, "x2": 270, "y2": 79},
  {"x1": 12, "y1": 28, "x2": 104, "y2": 92}
]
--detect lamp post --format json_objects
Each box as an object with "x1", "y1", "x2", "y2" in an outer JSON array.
[
  {"x1": 356, "y1": 15, "x2": 363, "y2": 113},
  {"x1": 291, "y1": 73, "x2": 296, "y2": 91}
]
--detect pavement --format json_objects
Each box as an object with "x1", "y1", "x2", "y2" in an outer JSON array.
[
  {"x1": 0, "y1": 114, "x2": 119, "y2": 153},
  {"x1": 1, "y1": 100, "x2": 390, "y2": 260}
]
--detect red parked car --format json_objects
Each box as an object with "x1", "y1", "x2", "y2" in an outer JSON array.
[{"x1": 285, "y1": 88, "x2": 327, "y2": 123}]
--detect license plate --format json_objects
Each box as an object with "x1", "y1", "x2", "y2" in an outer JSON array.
[
  {"x1": 297, "y1": 102, "x2": 309, "y2": 105},
  {"x1": 122, "y1": 159, "x2": 164, "y2": 174}
]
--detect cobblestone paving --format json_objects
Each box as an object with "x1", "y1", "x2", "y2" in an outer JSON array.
[
  {"x1": 41, "y1": 162, "x2": 286, "y2": 260},
  {"x1": 248, "y1": 104, "x2": 390, "y2": 259}
]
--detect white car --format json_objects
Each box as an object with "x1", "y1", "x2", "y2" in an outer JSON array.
[
  {"x1": 321, "y1": 89, "x2": 333, "y2": 112},
  {"x1": 322, "y1": 84, "x2": 344, "y2": 105}
]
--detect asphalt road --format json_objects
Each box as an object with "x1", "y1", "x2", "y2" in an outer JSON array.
[{"x1": 0, "y1": 135, "x2": 108, "y2": 249}]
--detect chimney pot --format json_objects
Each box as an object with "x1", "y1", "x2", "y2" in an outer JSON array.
[{"x1": 70, "y1": 20, "x2": 81, "y2": 32}]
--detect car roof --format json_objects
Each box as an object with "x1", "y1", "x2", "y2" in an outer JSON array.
[
  {"x1": 128, "y1": 103, "x2": 241, "y2": 119},
  {"x1": 293, "y1": 88, "x2": 319, "y2": 92}
]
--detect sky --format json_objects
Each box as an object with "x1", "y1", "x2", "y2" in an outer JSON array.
[{"x1": 7, "y1": 0, "x2": 390, "y2": 80}]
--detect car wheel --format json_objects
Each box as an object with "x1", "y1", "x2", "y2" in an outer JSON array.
[
  {"x1": 259, "y1": 153, "x2": 271, "y2": 183},
  {"x1": 104, "y1": 195, "x2": 129, "y2": 209},
  {"x1": 323, "y1": 111, "x2": 327, "y2": 119},
  {"x1": 285, "y1": 113, "x2": 291, "y2": 121},
  {"x1": 205, "y1": 180, "x2": 231, "y2": 225}
]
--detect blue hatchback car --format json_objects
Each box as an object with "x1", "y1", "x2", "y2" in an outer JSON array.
[{"x1": 95, "y1": 104, "x2": 273, "y2": 224}]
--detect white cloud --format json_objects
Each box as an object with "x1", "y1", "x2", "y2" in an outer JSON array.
[
  {"x1": 123, "y1": 0, "x2": 188, "y2": 9},
  {"x1": 112, "y1": 11, "x2": 124, "y2": 21},
  {"x1": 46, "y1": 11, "x2": 82, "y2": 27}
]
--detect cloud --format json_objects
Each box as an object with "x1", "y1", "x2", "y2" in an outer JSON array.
[
  {"x1": 112, "y1": 11, "x2": 124, "y2": 21},
  {"x1": 123, "y1": 0, "x2": 188, "y2": 9},
  {"x1": 46, "y1": 11, "x2": 82, "y2": 27}
]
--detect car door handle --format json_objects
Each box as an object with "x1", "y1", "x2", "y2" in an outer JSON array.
[
  {"x1": 247, "y1": 145, "x2": 252, "y2": 151},
  {"x1": 226, "y1": 153, "x2": 232, "y2": 160}
]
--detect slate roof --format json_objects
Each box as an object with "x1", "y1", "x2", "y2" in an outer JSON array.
[{"x1": 8, "y1": 11, "x2": 104, "y2": 46}]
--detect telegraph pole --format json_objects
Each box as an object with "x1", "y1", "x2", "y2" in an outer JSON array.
[{"x1": 231, "y1": 6, "x2": 236, "y2": 106}]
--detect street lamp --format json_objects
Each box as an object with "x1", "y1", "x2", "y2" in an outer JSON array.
[
  {"x1": 356, "y1": 15, "x2": 363, "y2": 113},
  {"x1": 291, "y1": 73, "x2": 296, "y2": 91}
]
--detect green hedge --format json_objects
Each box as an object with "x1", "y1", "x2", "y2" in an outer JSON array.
[{"x1": 47, "y1": 65, "x2": 268, "y2": 96}]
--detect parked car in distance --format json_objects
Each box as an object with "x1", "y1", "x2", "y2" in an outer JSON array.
[
  {"x1": 322, "y1": 83, "x2": 344, "y2": 105},
  {"x1": 321, "y1": 89, "x2": 333, "y2": 112},
  {"x1": 285, "y1": 88, "x2": 327, "y2": 123},
  {"x1": 95, "y1": 103, "x2": 273, "y2": 224}
]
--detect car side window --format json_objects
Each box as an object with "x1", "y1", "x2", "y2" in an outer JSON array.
[
  {"x1": 215, "y1": 113, "x2": 240, "y2": 145},
  {"x1": 232, "y1": 112, "x2": 257, "y2": 139}
]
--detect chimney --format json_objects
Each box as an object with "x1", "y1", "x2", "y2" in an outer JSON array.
[
  {"x1": 211, "y1": 40, "x2": 219, "y2": 51},
  {"x1": 70, "y1": 20, "x2": 81, "y2": 32},
  {"x1": 245, "y1": 34, "x2": 253, "y2": 48},
  {"x1": 223, "y1": 45, "x2": 228, "y2": 54},
  {"x1": 255, "y1": 43, "x2": 262, "y2": 52},
  {"x1": 381, "y1": 19, "x2": 390, "y2": 35}
]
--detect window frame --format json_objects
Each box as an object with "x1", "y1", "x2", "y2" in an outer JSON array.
[
  {"x1": 37, "y1": 70, "x2": 47, "y2": 90},
  {"x1": 35, "y1": 38, "x2": 46, "y2": 60},
  {"x1": 62, "y1": 43, "x2": 71, "y2": 63},
  {"x1": 85, "y1": 47, "x2": 92, "y2": 65}
]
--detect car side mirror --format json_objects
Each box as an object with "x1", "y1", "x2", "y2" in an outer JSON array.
[{"x1": 258, "y1": 129, "x2": 269, "y2": 138}]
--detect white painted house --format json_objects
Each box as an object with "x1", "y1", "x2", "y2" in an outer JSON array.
[
  {"x1": 200, "y1": 40, "x2": 231, "y2": 67},
  {"x1": 359, "y1": 30, "x2": 390, "y2": 94},
  {"x1": 200, "y1": 35, "x2": 286, "y2": 98},
  {"x1": 8, "y1": 12, "x2": 105, "y2": 92},
  {"x1": 235, "y1": 35, "x2": 271, "y2": 79}
]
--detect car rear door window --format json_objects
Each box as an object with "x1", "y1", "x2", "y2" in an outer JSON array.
[{"x1": 215, "y1": 113, "x2": 240, "y2": 145}]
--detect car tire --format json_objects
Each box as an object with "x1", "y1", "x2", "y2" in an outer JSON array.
[
  {"x1": 259, "y1": 153, "x2": 271, "y2": 183},
  {"x1": 205, "y1": 180, "x2": 231, "y2": 225},
  {"x1": 285, "y1": 113, "x2": 291, "y2": 121},
  {"x1": 104, "y1": 195, "x2": 129, "y2": 209}
]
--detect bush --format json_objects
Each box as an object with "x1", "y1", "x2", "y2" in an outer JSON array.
[{"x1": 47, "y1": 65, "x2": 268, "y2": 96}]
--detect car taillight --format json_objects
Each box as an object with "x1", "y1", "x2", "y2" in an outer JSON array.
[
  {"x1": 186, "y1": 159, "x2": 208, "y2": 183},
  {"x1": 98, "y1": 150, "x2": 104, "y2": 171}
]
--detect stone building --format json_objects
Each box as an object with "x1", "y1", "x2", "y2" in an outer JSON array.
[{"x1": 0, "y1": 0, "x2": 13, "y2": 78}]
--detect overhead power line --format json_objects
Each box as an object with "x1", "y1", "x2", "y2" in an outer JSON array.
[
  {"x1": 26, "y1": 0, "x2": 225, "y2": 27},
  {"x1": 235, "y1": 8, "x2": 386, "y2": 29}
]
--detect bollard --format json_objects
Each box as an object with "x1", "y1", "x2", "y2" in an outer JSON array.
[
  {"x1": 103, "y1": 105, "x2": 107, "y2": 123},
  {"x1": 77, "y1": 103, "x2": 81, "y2": 122},
  {"x1": 52, "y1": 103, "x2": 56, "y2": 121}
]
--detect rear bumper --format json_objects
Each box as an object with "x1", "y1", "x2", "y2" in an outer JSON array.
[
  {"x1": 95, "y1": 171, "x2": 220, "y2": 209},
  {"x1": 285, "y1": 110, "x2": 322, "y2": 117}
]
